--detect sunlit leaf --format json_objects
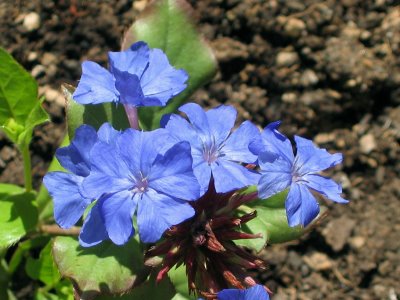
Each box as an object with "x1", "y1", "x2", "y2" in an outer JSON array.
[
  {"x1": 0, "y1": 48, "x2": 49, "y2": 146},
  {"x1": 26, "y1": 241, "x2": 60, "y2": 286},
  {"x1": 52, "y1": 236, "x2": 143, "y2": 299},
  {"x1": 0, "y1": 184, "x2": 38, "y2": 249},
  {"x1": 123, "y1": 0, "x2": 217, "y2": 130}
]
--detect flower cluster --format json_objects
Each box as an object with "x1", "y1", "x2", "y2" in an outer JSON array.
[{"x1": 44, "y1": 41, "x2": 348, "y2": 297}]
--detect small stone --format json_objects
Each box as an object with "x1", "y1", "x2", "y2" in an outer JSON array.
[
  {"x1": 22, "y1": 12, "x2": 41, "y2": 32},
  {"x1": 43, "y1": 86, "x2": 65, "y2": 107},
  {"x1": 281, "y1": 92, "x2": 297, "y2": 103},
  {"x1": 349, "y1": 236, "x2": 366, "y2": 250},
  {"x1": 31, "y1": 64, "x2": 46, "y2": 78},
  {"x1": 0, "y1": 147, "x2": 15, "y2": 161},
  {"x1": 133, "y1": 0, "x2": 148, "y2": 11},
  {"x1": 304, "y1": 252, "x2": 333, "y2": 271},
  {"x1": 378, "y1": 260, "x2": 391, "y2": 275},
  {"x1": 322, "y1": 216, "x2": 356, "y2": 252},
  {"x1": 41, "y1": 53, "x2": 57, "y2": 66},
  {"x1": 314, "y1": 133, "x2": 335, "y2": 144},
  {"x1": 46, "y1": 64, "x2": 58, "y2": 78},
  {"x1": 373, "y1": 284, "x2": 387, "y2": 297},
  {"x1": 27, "y1": 51, "x2": 38, "y2": 62},
  {"x1": 63, "y1": 59, "x2": 79, "y2": 71},
  {"x1": 276, "y1": 51, "x2": 299, "y2": 67},
  {"x1": 44, "y1": 88, "x2": 60, "y2": 102},
  {"x1": 300, "y1": 69, "x2": 319, "y2": 87},
  {"x1": 360, "y1": 30, "x2": 372, "y2": 41},
  {"x1": 360, "y1": 133, "x2": 377, "y2": 154},
  {"x1": 284, "y1": 18, "x2": 306, "y2": 38}
]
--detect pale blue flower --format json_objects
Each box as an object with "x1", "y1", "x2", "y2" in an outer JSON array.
[
  {"x1": 254, "y1": 122, "x2": 348, "y2": 227},
  {"x1": 73, "y1": 41, "x2": 188, "y2": 107}
]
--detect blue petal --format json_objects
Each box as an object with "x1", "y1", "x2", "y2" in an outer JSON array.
[
  {"x1": 117, "y1": 129, "x2": 174, "y2": 178},
  {"x1": 192, "y1": 159, "x2": 212, "y2": 196},
  {"x1": 179, "y1": 103, "x2": 211, "y2": 141},
  {"x1": 79, "y1": 203, "x2": 109, "y2": 247},
  {"x1": 137, "y1": 189, "x2": 195, "y2": 243},
  {"x1": 251, "y1": 121, "x2": 294, "y2": 163},
  {"x1": 56, "y1": 125, "x2": 97, "y2": 176},
  {"x1": 222, "y1": 120, "x2": 260, "y2": 163},
  {"x1": 258, "y1": 156, "x2": 292, "y2": 199},
  {"x1": 217, "y1": 289, "x2": 245, "y2": 300},
  {"x1": 43, "y1": 172, "x2": 91, "y2": 229},
  {"x1": 148, "y1": 142, "x2": 200, "y2": 200},
  {"x1": 98, "y1": 191, "x2": 137, "y2": 245},
  {"x1": 244, "y1": 285, "x2": 270, "y2": 300},
  {"x1": 73, "y1": 61, "x2": 119, "y2": 104},
  {"x1": 294, "y1": 135, "x2": 343, "y2": 174},
  {"x1": 212, "y1": 160, "x2": 260, "y2": 193},
  {"x1": 217, "y1": 285, "x2": 270, "y2": 300},
  {"x1": 206, "y1": 105, "x2": 237, "y2": 146},
  {"x1": 83, "y1": 141, "x2": 132, "y2": 199},
  {"x1": 97, "y1": 123, "x2": 121, "y2": 145},
  {"x1": 163, "y1": 113, "x2": 203, "y2": 155},
  {"x1": 140, "y1": 49, "x2": 188, "y2": 105},
  {"x1": 286, "y1": 183, "x2": 320, "y2": 227},
  {"x1": 304, "y1": 174, "x2": 348, "y2": 203},
  {"x1": 113, "y1": 69, "x2": 147, "y2": 106},
  {"x1": 83, "y1": 171, "x2": 132, "y2": 200},
  {"x1": 108, "y1": 41, "x2": 149, "y2": 76}
]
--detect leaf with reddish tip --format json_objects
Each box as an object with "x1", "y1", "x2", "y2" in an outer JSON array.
[
  {"x1": 52, "y1": 236, "x2": 143, "y2": 300},
  {"x1": 123, "y1": 0, "x2": 217, "y2": 130}
]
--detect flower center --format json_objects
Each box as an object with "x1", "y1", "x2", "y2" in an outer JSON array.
[
  {"x1": 132, "y1": 177, "x2": 149, "y2": 194},
  {"x1": 203, "y1": 142, "x2": 219, "y2": 165}
]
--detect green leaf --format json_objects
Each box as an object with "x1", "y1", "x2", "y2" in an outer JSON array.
[
  {"x1": 97, "y1": 272, "x2": 176, "y2": 300},
  {"x1": 0, "y1": 184, "x2": 38, "y2": 249},
  {"x1": 123, "y1": 0, "x2": 217, "y2": 130},
  {"x1": 168, "y1": 265, "x2": 196, "y2": 300},
  {"x1": 0, "y1": 48, "x2": 49, "y2": 145},
  {"x1": 34, "y1": 280, "x2": 74, "y2": 300},
  {"x1": 63, "y1": 85, "x2": 129, "y2": 140},
  {"x1": 26, "y1": 241, "x2": 60, "y2": 286},
  {"x1": 235, "y1": 190, "x2": 305, "y2": 251},
  {"x1": 8, "y1": 236, "x2": 49, "y2": 275},
  {"x1": 52, "y1": 236, "x2": 143, "y2": 299}
]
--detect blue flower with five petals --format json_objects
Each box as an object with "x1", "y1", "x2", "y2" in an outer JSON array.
[
  {"x1": 252, "y1": 121, "x2": 348, "y2": 227},
  {"x1": 81, "y1": 129, "x2": 200, "y2": 246},
  {"x1": 163, "y1": 103, "x2": 260, "y2": 195},
  {"x1": 73, "y1": 41, "x2": 188, "y2": 107}
]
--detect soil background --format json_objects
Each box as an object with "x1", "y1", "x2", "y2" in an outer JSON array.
[{"x1": 0, "y1": 0, "x2": 399, "y2": 299}]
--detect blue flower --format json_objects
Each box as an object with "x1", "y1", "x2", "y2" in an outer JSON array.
[
  {"x1": 254, "y1": 122, "x2": 348, "y2": 227},
  {"x1": 73, "y1": 41, "x2": 188, "y2": 107},
  {"x1": 163, "y1": 103, "x2": 260, "y2": 195},
  {"x1": 43, "y1": 123, "x2": 120, "y2": 229},
  {"x1": 217, "y1": 285, "x2": 270, "y2": 300},
  {"x1": 81, "y1": 129, "x2": 200, "y2": 245}
]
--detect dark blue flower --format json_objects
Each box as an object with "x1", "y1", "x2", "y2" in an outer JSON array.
[
  {"x1": 73, "y1": 41, "x2": 188, "y2": 107},
  {"x1": 43, "y1": 123, "x2": 120, "y2": 229},
  {"x1": 163, "y1": 103, "x2": 260, "y2": 195},
  {"x1": 254, "y1": 122, "x2": 348, "y2": 227},
  {"x1": 81, "y1": 129, "x2": 200, "y2": 245},
  {"x1": 217, "y1": 285, "x2": 270, "y2": 300}
]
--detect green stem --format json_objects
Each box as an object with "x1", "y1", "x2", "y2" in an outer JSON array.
[{"x1": 21, "y1": 143, "x2": 32, "y2": 193}]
